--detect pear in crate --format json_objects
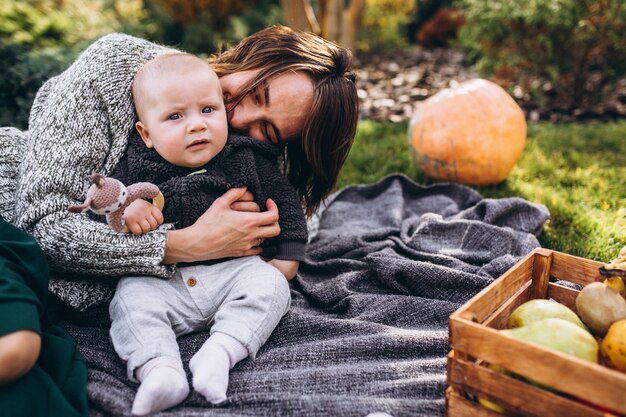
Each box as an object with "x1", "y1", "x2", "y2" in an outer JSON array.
[
  {"x1": 576, "y1": 282, "x2": 626, "y2": 337},
  {"x1": 477, "y1": 364, "x2": 508, "y2": 414},
  {"x1": 502, "y1": 318, "x2": 599, "y2": 363},
  {"x1": 600, "y1": 319, "x2": 626, "y2": 372},
  {"x1": 508, "y1": 299, "x2": 587, "y2": 330}
]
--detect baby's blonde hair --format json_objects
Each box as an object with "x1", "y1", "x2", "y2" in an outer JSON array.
[{"x1": 133, "y1": 53, "x2": 219, "y2": 120}]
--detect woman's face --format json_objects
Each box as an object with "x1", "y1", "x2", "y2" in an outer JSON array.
[{"x1": 219, "y1": 70, "x2": 314, "y2": 144}]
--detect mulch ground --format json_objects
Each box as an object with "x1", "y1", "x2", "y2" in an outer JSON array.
[{"x1": 354, "y1": 46, "x2": 626, "y2": 124}]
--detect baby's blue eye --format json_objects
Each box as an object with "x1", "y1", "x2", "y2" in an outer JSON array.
[
  {"x1": 168, "y1": 113, "x2": 181, "y2": 120},
  {"x1": 202, "y1": 107, "x2": 213, "y2": 114}
]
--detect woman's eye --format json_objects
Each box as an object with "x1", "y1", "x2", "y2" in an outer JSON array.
[
  {"x1": 252, "y1": 93, "x2": 261, "y2": 104},
  {"x1": 202, "y1": 106, "x2": 213, "y2": 114},
  {"x1": 168, "y1": 113, "x2": 181, "y2": 121}
]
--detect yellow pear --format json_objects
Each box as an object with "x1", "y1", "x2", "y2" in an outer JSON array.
[
  {"x1": 477, "y1": 364, "x2": 507, "y2": 414},
  {"x1": 600, "y1": 319, "x2": 626, "y2": 372}
]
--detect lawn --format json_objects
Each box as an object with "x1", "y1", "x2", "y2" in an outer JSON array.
[{"x1": 337, "y1": 120, "x2": 626, "y2": 262}]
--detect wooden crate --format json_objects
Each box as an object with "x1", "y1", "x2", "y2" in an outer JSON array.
[{"x1": 447, "y1": 248, "x2": 626, "y2": 417}]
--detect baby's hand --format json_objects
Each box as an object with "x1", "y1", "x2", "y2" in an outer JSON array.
[
  {"x1": 122, "y1": 199, "x2": 164, "y2": 235},
  {"x1": 268, "y1": 259, "x2": 300, "y2": 280}
]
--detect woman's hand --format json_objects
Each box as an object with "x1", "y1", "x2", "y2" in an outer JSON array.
[
  {"x1": 122, "y1": 199, "x2": 164, "y2": 235},
  {"x1": 230, "y1": 190, "x2": 261, "y2": 212},
  {"x1": 163, "y1": 187, "x2": 280, "y2": 264}
]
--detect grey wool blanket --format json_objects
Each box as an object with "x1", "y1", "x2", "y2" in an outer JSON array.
[{"x1": 60, "y1": 174, "x2": 549, "y2": 417}]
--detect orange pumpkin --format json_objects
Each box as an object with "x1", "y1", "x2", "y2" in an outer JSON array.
[{"x1": 409, "y1": 79, "x2": 526, "y2": 185}]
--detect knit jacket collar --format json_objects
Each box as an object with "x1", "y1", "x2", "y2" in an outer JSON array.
[{"x1": 112, "y1": 130, "x2": 282, "y2": 187}]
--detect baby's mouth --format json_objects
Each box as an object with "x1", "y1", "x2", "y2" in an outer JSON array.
[{"x1": 187, "y1": 139, "x2": 210, "y2": 149}]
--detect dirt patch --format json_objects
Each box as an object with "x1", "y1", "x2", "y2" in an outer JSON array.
[{"x1": 354, "y1": 47, "x2": 626, "y2": 123}]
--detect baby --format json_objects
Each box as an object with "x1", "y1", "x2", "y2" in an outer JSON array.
[{"x1": 107, "y1": 53, "x2": 307, "y2": 415}]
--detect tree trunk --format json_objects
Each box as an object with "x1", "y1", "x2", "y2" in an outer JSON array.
[
  {"x1": 279, "y1": 0, "x2": 320, "y2": 34},
  {"x1": 281, "y1": 0, "x2": 364, "y2": 51},
  {"x1": 319, "y1": 0, "x2": 341, "y2": 44},
  {"x1": 341, "y1": 0, "x2": 365, "y2": 52}
]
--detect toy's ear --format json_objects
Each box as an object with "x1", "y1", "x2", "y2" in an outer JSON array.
[
  {"x1": 90, "y1": 173, "x2": 106, "y2": 187},
  {"x1": 136, "y1": 121, "x2": 153, "y2": 148}
]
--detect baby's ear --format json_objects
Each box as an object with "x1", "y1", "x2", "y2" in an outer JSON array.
[{"x1": 135, "y1": 121, "x2": 153, "y2": 148}]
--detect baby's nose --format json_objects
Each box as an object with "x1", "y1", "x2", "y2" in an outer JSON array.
[{"x1": 188, "y1": 115, "x2": 207, "y2": 132}]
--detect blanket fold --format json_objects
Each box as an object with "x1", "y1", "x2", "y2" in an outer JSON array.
[{"x1": 63, "y1": 174, "x2": 549, "y2": 416}]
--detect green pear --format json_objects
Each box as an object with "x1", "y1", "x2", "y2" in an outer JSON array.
[
  {"x1": 508, "y1": 299, "x2": 587, "y2": 331},
  {"x1": 501, "y1": 318, "x2": 599, "y2": 393},
  {"x1": 502, "y1": 318, "x2": 599, "y2": 363}
]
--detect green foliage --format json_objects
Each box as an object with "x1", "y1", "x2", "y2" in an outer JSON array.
[
  {"x1": 339, "y1": 120, "x2": 626, "y2": 261},
  {"x1": 358, "y1": 0, "x2": 415, "y2": 52},
  {"x1": 0, "y1": 0, "x2": 149, "y2": 49},
  {"x1": 142, "y1": 0, "x2": 283, "y2": 54},
  {"x1": 0, "y1": 0, "x2": 283, "y2": 126},
  {"x1": 454, "y1": 0, "x2": 626, "y2": 108},
  {"x1": 0, "y1": 43, "x2": 76, "y2": 129},
  {"x1": 0, "y1": 1, "x2": 72, "y2": 48}
]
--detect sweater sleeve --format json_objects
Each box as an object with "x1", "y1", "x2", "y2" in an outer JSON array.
[
  {"x1": 0, "y1": 219, "x2": 48, "y2": 336},
  {"x1": 255, "y1": 157, "x2": 308, "y2": 261},
  {"x1": 14, "y1": 33, "x2": 178, "y2": 278}
]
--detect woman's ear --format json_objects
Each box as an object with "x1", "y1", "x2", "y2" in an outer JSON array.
[{"x1": 136, "y1": 121, "x2": 153, "y2": 148}]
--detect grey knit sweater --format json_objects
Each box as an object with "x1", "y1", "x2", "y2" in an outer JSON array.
[{"x1": 10, "y1": 34, "x2": 185, "y2": 310}]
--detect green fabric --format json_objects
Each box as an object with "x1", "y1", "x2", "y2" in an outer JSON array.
[{"x1": 0, "y1": 219, "x2": 88, "y2": 417}]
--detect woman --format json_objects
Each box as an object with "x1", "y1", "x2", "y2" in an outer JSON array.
[{"x1": 11, "y1": 26, "x2": 358, "y2": 311}]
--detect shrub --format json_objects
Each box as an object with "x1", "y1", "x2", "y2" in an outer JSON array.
[
  {"x1": 455, "y1": 0, "x2": 626, "y2": 110},
  {"x1": 0, "y1": 43, "x2": 76, "y2": 129},
  {"x1": 415, "y1": 7, "x2": 465, "y2": 47},
  {"x1": 143, "y1": 0, "x2": 283, "y2": 54},
  {"x1": 407, "y1": 0, "x2": 453, "y2": 43},
  {"x1": 358, "y1": 0, "x2": 415, "y2": 52}
]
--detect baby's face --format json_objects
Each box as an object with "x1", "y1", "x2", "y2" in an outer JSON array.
[{"x1": 136, "y1": 67, "x2": 228, "y2": 169}]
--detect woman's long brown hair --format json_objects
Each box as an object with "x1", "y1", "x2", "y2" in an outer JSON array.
[{"x1": 210, "y1": 26, "x2": 359, "y2": 217}]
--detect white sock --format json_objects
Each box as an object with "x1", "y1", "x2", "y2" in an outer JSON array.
[
  {"x1": 189, "y1": 332, "x2": 248, "y2": 404},
  {"x1": 131, "y1": 356, "x2": 189, "y2": 416}
]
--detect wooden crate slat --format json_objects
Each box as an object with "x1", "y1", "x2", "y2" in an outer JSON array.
[
  {"x1": 546, "y1": 282, "x2": 580, "y2": 311},
  {"x1": 550, "y1": 251, "x2": 604, "y2": 285},
  {"x1": 445, "y1": 387, "x2": 503, "y2": 417},
  {"x1": 451, "y1": 249, "x2": 537, "y2": 323},
  {"x1": 530, "y1": 249, "x2": 552, "y2": 299},
  {"x1": 447, "y1": 352, "x2": 611, "y2": 417},
  {"x1": 449, "y1": 318, "x2": 626, "y2": 414},
  {"x1": 482, "y1": 283, "x2": 531, "y2": 329}
]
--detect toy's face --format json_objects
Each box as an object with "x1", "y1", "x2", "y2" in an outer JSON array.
[{"x1": 89, "y1": 182, "x2": 128, "y2": 215}]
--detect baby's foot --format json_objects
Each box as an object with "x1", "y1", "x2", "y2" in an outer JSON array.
[
  {"x1": 132, "y1": 357, "x2": 189, "y2": 415},
  {"x1": 189, "y1": 332, "x2": 248, "y2": 404}
]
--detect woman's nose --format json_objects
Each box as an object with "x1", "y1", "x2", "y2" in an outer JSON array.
[
  {"x1": 229, "y1": 107, "x2": 264, "y2": 139},
  {"x1": 228, "y1": 106, "x2": 250, "y2": 132}
]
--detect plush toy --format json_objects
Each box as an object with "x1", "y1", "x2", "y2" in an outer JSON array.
[{"x1": 68, "y1": 173, "x2": 164, "y2": 233}]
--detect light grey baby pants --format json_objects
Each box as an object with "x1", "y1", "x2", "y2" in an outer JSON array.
[{"x1": 109, "y1": 256, "x2": 291, "y2": 381}]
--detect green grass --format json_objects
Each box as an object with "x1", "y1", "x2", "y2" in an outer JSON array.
[{"x1": 337, "y1": 120, "x2": 626, "y2": 262}]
